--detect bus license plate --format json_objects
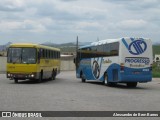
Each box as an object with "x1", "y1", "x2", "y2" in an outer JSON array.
[{"x1": 17, "y1": 75, "x2": 24, "y2": 78}]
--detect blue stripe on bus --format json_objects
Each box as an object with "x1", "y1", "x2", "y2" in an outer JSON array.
[
  {"x1": 99, "y1": 57, "x2": 103, "y2": 71},
  {"x1": 77, "y1": 62, "x2": 152, "y2": 83},
  {"x1": 133, "y1": 43, "x2": 141, "y2": 54},
  {"x1": 122, "y1": 38, "x2": 129, "y2": 49}
]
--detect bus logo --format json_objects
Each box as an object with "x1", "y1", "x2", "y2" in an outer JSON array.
[
  {"x1": 128, "y1": 40, "x2": 147, "y2": 55},
  {"x1": 122, "y1": 38, "x2": 147, "y2": 55}
]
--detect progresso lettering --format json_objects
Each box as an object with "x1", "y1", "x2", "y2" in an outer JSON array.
[{"x1": 125, "y1": 58, "x2": 150, "y2": 65}]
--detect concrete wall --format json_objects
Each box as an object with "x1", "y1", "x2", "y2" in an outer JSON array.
[
  {"x1": 60, "y1": 55, "x2": 75, "y2": 71},
  {"x1": 60, "y1": 60, "x2": 75, "y2": 71},
  {"x1": 0, "y1": 57, "x2": 75, "y2": 73},
  {"x1": 0, "y1": 57, "x2": 7, "y2": 73}
]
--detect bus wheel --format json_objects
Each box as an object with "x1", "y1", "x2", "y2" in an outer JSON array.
[
  {"x1": 38, "y1": 72, "x2": 43, "y2": 83},
  {"x1": 103, "y1": 73, "x2": 108, "y2": 86},
  {"x1": 52, "y1": 71, "x2": 56, "y2": 80},
  {"x1": 81, "y1": 72, "x2": 86, "y2": 83},
  {"x1": 127, "y1": 82, "x2": 137, "y2": 87},
  {"x1": 14, "y1": 79, "x2": 18, "y2": 83},
  {"x1": 82, "y1": 78, "x2": 86, "y2": 83},
  {"x1": 104, "y1": 73, "x2": 115, "y2": 86}
]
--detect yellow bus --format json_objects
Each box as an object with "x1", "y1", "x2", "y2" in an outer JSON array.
[{"x1": 6, "y1": 43, "x2": 60, "y2": 83}]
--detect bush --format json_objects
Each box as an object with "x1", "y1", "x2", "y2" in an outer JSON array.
[{"x1": 152, "y1": 62, "x2": 160, "y2": 78}]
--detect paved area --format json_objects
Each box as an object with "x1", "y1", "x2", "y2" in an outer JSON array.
[{"x1": 0, "y1": 71, "x2": 160, "y2": 119}]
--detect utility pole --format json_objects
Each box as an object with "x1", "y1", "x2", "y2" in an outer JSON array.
[
  {"x1": 76, "y1": 36, "x2": 78, "y2": 54},
  {"x1": 75, "y1": 36, "x2": 79, "y2": 69}
]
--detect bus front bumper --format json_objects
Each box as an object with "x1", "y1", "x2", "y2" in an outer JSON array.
[{"x1": 6, "y1": 72, "x2": 38, "y2": 80}]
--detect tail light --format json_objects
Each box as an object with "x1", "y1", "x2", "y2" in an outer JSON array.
[{"x1": 120, "y1": 63, "x2": 124, "y2": 71}]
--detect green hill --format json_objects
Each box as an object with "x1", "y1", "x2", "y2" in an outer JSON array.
[{"x1": 153, "y1": 45, "x2": 160, "y2": 56}]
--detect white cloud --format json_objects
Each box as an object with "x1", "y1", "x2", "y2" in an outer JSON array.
[
  {"x1": 0, "y1": 19, "x2": 46, "y2": 32},
  {"x1": 117, "y1": 19, "x2": 148, "y2": 30},
  {"x1": 0, "y1": 21, "x2": 21, "y2": 31},
  {"x1": 75, "y1": 21, "x2": 102, "y2": 30},
  {"x1": 23, "y1": 20, "x2": 46, "y2": 32},
  {"x1": 0, "y1": 0, "x2": 25, "y2": 11},
  {"x1": 0, "y1": 0, "x2": 159, "y2": 44}
]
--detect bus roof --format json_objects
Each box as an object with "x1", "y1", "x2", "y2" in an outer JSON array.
[
  {"x1": 80, "y1": 37, "x2": 150, "y2": 49},
  {"x1": 9, "y1": 43, "x2": 60, "y2": 51}
]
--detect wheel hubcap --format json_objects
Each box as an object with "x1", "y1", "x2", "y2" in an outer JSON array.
[{"x1": 105, "y1": 75, "x2": 107, "y2": 84}]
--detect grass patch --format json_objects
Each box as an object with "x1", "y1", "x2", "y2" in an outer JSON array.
[
  {"x1": 152, "y1": 71, "x2": 160, "y2": 78},
  {"x1": 152, "y1": 62, "x2": 160, "y2": 78}
]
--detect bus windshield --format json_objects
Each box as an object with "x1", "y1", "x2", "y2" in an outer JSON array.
[{"x1": 7, "y1": 48, "x2": 36, "y2": 64}]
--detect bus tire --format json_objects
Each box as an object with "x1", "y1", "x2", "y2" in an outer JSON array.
[
  {"x1": 52, "y1": 70, "x2": 56, "y2": 80},
  {"x1": 103, "y1": 73, "x2": 116, "y2": 86},
  {"x1": 82, "y1": 78, "x2": 86, "y2": 83},
  {"x1": 103, "y1": 73, "x2": 109, "y2": 86},
  {"x1": 81, "y1": 72, "x2": 86, "y2": 83},
  {"x1": 14, "y1": 79, "x2": 18, "y2": 83},
  {"x1": 127, "y1": 82, "x2": 137, "y2": 87},
  {"x1": 38, "y1": 71, "x2": 43, "y2": 83}
]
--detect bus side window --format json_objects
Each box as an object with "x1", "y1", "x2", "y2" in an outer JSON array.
[
  {"x1": 110, "y1": 42, "x2": 119, "y2": 56},
  {"x1": 39, "y1": 49, "x2": 41, "y2": 58},
  {"x1": 45, "y1": 49, "x2": 47, "y2": 58},
  {"x1": 56, "y1": 51, "x2": 58, "y2": 59},
  {"x1": 48, "y1": 50, "x2": 50, "y2": 58},
  {"x1": 38, "y1": 49, "x2": 41, "y2": 63},
  {"x1": 42, "y1": 49, "x2": 44, "y2": 58},
  {"x1": 55, "y1": 51, "x2": 57, "y2": 59},
  {"x1": 58, "y1": 52, "x2": 61, "y2": 59},
  {"x1": 53, "y1": 51, "x2": 55, "y2": 59},
  {"x1": 104, "y1": 44, "x2": 110, "y2": 56}
]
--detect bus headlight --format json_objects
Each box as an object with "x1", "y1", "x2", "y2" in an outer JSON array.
[
  {"x1": 8, "y1": 73, "x2": 13, "y2": 77},
  {"x1": 8, "y1": 73, "x2": 10, "y2": 77},
  {"x1": 31, "y1": 74, "x2": 35, "y2": 77}
]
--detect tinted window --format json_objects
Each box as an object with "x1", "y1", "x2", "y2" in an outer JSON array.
[{"x1": 78, "y1": 42, "x2": 119, "y2": 59}]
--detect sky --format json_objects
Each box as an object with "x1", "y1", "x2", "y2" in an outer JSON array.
[{"x1": 0, "y1": 0, "x2": 159, "y2": 45}]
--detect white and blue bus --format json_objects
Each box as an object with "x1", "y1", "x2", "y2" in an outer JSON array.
[{"x1": 75, "y1": 37, "x2": 153, "y2": 87}]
